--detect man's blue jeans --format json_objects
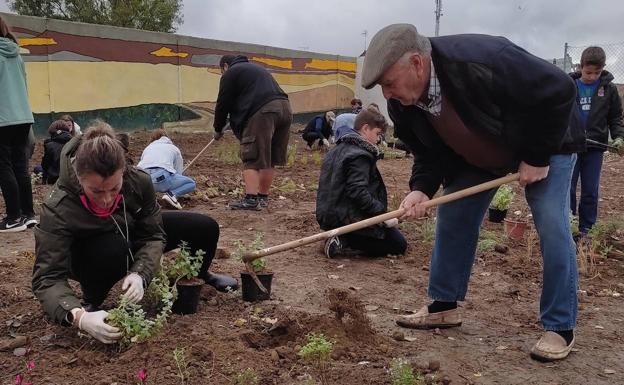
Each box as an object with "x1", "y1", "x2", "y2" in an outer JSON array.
[
  {"x1": 146, "y1": 168, "x2": 196, "y2": 197},
  {"x1": 570, "y1": 150, "x2": 604, "y2": 233},
  {"x1": 428, "y1": 155, "x2": 578, "y2": 331}
]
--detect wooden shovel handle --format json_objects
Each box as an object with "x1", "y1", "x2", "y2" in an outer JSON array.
[
  {"x1": 183, "y1": 138, "x2": 215, "y2": 173},
  {"x1": 242, "y1": 172, "x2": 519, "y2": 262}
]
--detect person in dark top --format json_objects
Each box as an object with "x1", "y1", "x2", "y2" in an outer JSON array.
[
  {"x1": 569, "y1": 46, "x2": 624, "y2": 237},
  {"x1": 213, "y1": 55, "x2": 293, "y2": 210},
  {"x1": 302, "y1": 111, "x2": 335, "y2": 149},
  {"x1": 41, "y1": 120, "x2": 73, "y2": 184},
  {"x1": 350, "y1": 98, "x2": 363, "y2": 114},
  {"x1": 362, "y1": 24, "x2": 585, "y2": 362}
]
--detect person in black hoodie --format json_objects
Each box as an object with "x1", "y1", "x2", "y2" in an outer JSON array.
[
  {"x1": 316, "y1": 108, "x2": 407, "y2": 258},
  {"x1": 302, "y1": 111, "x2": 335, "y2": 149},
  {"x1": 569, "y1": 46, "x2": 624, "y2": 237},
  {"x1": 362, "y1": 24, "x2": 585, "y2": 362},
  {"x1": 41, "y1": 120, "x2": 73, "y2": 184},
  {"x1": 213, "y1": 55, "x2": 293, "y2": 210}
]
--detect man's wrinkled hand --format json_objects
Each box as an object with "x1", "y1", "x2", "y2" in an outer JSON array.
[
  {"x1": 122, "y1": 273, "x2": 144, "y2": 303},
  {"x1": 78, "y1": 310, "x2": 122, "y2": 344},
  {"x1": 518, "y1": 161, "x2": 549, "y2": 187},
  {"x1": 400, "y1": 190, "x2": 430, "y2": 219}
]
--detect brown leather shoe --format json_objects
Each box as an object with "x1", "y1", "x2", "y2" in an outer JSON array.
[
  {"x1": 530, "y1": 331, "x2": 575, "y2": 362},
  {"x1": 396, "y1": 305, "x2": 462, "y2": 329}
]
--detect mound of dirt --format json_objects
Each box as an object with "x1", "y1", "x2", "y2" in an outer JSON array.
[{"x1": 326, "y1": 288, "x2": 375, "y2": 339}]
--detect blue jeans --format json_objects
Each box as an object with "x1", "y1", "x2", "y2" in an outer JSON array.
[
  {"x1": 428, "y1": 155, "x2": 578, "y2": 331},
  {"x1": 145, "y1": 168, "x2": 196, "y2": 197},
  {"x1": 570, "y1": 150, "x2": 604, "y2": 233}
]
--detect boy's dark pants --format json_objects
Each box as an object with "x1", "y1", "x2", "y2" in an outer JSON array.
[
  {"x1": 302, "y1": 131, "x2": 325, "y2": 147},
  {"x1": 71, "y1": 211, "x2": 219, "y2": 307},
  {"x1": 340, "y1": 227, "x2": 407, "y2": 257},
  {"x1": 570, "y1": 150, "x2": 603, "y2": 233},
  {"x1": 0, "y1": 123, "x2": 34, "y2": 220}
]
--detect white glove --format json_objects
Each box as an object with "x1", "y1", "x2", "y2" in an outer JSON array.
[
  {"x1": 122, "y1": 273, "x2": 144, "y2": 303},
  {"x1": 78, "y1": 310, "x2": 122, "y2": 344},
  {"x1": 383, "y1": 218, "x2": 399, "y2": 228},
  {"x1": 322, "y1": 138, "x2": 330, "y2": 147}
]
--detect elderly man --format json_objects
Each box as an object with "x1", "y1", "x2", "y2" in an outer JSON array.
[{"x1": 362, "y1": 24, "x2": 584, "y2": 362}]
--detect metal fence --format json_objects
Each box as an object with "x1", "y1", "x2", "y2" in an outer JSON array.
[{"x1": 560, "y1": 41, "x2": 624, "y2": 84}]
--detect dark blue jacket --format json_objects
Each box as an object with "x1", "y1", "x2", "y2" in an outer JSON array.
[
  {"x1": 303, "y1": 115, "x2": 332, "y2": 139},
  {"x1": 388, "y1": 34, "x2": 585, "y2": 198},
  {"x1": 214, "y1": 56, "x2": 288, "y2": 138}
]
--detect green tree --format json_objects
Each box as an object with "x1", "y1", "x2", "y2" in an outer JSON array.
[{"x1": 7, "y1": 0, "x2": 183, "y2": 33}]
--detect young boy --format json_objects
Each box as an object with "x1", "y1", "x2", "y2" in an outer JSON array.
[
  {"x1": 316, "y1": 108, "x2": 407, "y2": 258},
  {"x1": 570, "y1": 46, "x2": 624, "y2": 236}
]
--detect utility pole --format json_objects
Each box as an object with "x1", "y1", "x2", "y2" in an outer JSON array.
[
  {"x1": 362, "y1": 30, "x2": 368, "y2": 52},
  {"x1": 434, "y1": 0, "x2": 443, "y2": 37}
]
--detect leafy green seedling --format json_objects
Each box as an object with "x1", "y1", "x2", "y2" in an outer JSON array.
[
  {"x1": 298, "y1": 333, "x2": 334, "y2": 385},
  {"x1": 389, "y1": 358, "x2": 422, "y2": 385},
  {"x1": 233, "y1": 233, "x2": 266, "y2": 272},
  {"x1": 236, "y1": 368, "x2": 259, "y2": 385},
  {"x1": 490, "y1": 184, "x2": 514, "y2": 211}
]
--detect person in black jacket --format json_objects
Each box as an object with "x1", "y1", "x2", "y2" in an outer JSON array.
[
  {"x1": 316, "y1": 108, "x2": 407, "y2": 258},
  {"x1": 362, "y1": 24, "x2": 585, "y2": 362},
  {"x1": 213, "y1": 55, "x2": 293, "y2": 210},
  {"x1": 41, "y1": 120, "x2": 73, "y2": 184},
  {"x1": 302, "y1": 111, "x2": 335, "y2": 149},
  {"x1": 569, "y1": 46, "x2": 624, "y2": 237}
]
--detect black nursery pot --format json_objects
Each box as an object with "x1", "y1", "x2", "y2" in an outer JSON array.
[
  {"x1": 488, "y1": 208, "x2": 508, "y2": 223},
  {"x1": 172, "y1": 278, "x2": 204, "y2": 315},
  {"x1": 240, "y1": 272, "x2": 273, "y2": 302}
]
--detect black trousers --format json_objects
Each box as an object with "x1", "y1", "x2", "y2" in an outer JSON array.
[
  {"x1": 302, "y1": 131, "x2": 326, "y2": 147},
  {"x1": 0, "y1": 124, "x2": 34, "y2": 219},
  {"x1": 71, "y1": 211, "x2": 219, "y2": 306},
  {"x1": 340, "y1": 227, "x2": 407, "y2": 257}
]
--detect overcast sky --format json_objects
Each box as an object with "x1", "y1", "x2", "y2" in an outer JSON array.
[{"x1": 2, "y1": 0, "x2": 622, "y2": 61}]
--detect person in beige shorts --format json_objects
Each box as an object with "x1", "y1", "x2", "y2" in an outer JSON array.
[{"x1": 213, "y1": 55, "x2": 293, "y2": 210}]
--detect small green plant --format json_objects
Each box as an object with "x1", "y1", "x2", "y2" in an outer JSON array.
[
  {"x1": 164, "y1": 241, "x2": 205, "y2": 281},
  {"x1": 477, "y1": 230, "x2": 501, "y2": 253},
  {"x1": 300, "y1": 153, "x2": 309, "y2": 165},
  {"x1": 389, "y1": 358, "x2": 422, "y2": 385},
  {"x1": 419, "y1": 218, "x2": 436, "y2": 245},
  {"x1": 235, "y1": 368, "x2": 259, "y2": 385},
  {"x1": 298, "y1": 333, "x2": 334, "y2": 385},
  {"x1": 275, "y1": 177, "x2": 297, "y2": 193},
  {"x1": 286, "y1": 144, "x2": 297, "y2": 167},
  {"x1": 215, "y1": 139, "x2": 242, "y2": 165},
  {"x1": 229, "y1": 186, "x2": 245, "y2": 198},
  {"x1": 311, "y1": 151, "x2": 322, "y2": 166},
  {"x1": 173, "y1": 347, "x2": 190, "y2": 385},
  {"x1": 233, "y1": 233, "x2": 266, "y2": 272},
  {"x1": 490, "y1": 184, "x2": 514, "y2": 211}
]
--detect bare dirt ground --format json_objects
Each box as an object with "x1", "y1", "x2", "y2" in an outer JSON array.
[{"x1": 1, "y1": 127, "x2": 624, "y2": 385}]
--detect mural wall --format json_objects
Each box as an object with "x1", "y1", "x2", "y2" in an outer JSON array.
[{"x1": 0, "y1": 13, "x2": 356, "y2": 135}]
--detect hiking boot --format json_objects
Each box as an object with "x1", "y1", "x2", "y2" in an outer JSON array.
[
  {"x1": 396, "y1": 305, "x2": 462, "y2": 329},
  {"x1": 22, "y1": 214, "x2": 38, "y2": 228},
  {"x1": 162, "y1": 192, "x2": 182, "y2": 210},
  {"x1": 0, "y1": 217, "x2": 27, "y2": 233},
  {"x1": 530, "y1": 331, "x2": 575, "y2": 362},
  {"x1": 324, "y1": 236, "x2": 342, "y2": 258},
  {"x1": 257, "y1": 195, "x2": 269, "y2": 208},
  {"x1": 229, "y1": 196, "x2": 261, "y2": 211}
]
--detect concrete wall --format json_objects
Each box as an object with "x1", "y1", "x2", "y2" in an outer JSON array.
[{"x1": 1, "y1": 12, "x2": 356, "y2": 134}]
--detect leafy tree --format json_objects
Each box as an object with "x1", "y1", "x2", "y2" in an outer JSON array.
[{"x1": 7, "y1": 0, "x2": 183, "y2": 33}]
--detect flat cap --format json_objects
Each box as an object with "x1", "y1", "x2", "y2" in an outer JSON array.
[{"x1": 361, "y1": 23, "x2": 422, "y2": 89}]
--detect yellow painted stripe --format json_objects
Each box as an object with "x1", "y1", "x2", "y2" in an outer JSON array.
[
  {"x1": 150, "y1": 47, "x2": 189, "y2": 58},
  {"x1": 251, "y1": 56, "x2": 293, "y2": 69},
  {"x1": 18, "y1": 37, "x2": 57, "y2": 46},
  {"x1": 304, "y1": 59, "x2": 356, "y2": 72}
]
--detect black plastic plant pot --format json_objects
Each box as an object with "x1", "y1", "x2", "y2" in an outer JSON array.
[
  {"x1": 172, "y1": 278, "x2": 204, "y2": 315},
  {"x1": 240, "y1": 272, "x2": 273, "y2": 302},
  {"x1": 488, "y1": 208, "x2": 508, "y2": 223}
]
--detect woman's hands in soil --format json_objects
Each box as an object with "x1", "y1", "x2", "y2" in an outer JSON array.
[
  {"x1": 122, "y1": 273, "x2": 144, "y2": 303},
  {"x1": 79, "y1": 310, "x2": 122, "y2": 344},
  {"x1": 518, "y1": 162, "x2": 549, "y2": 187},
  {"x1": 400, "y1": 191, "x2": 430, "y2": 219}
]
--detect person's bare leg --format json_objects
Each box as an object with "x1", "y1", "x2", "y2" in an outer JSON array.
[
  {"x1": 242, "y1": 169, "x2": 260, "y2": 194},
  {"x1": 258, "y1": 168, "x2": 275, "y2": 195}
]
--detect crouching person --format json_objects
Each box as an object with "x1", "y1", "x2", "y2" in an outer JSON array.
[
  {"x1": 316, "y1": 109, "x2": 407, "y2": 258},
  {"x1": 32, "y1": 121, "x2": 237, "y2": 344}
]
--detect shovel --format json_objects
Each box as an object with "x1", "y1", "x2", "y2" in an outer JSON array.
[{"x1": 242, "y1": 172, "x2": 520, "y2": 291}]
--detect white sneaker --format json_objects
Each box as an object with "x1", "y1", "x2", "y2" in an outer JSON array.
[{"x1": 162, "y1": 193, "x2": 182, "y2": 210}]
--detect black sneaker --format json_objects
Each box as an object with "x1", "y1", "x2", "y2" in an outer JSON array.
[
  {"x1": 229, "y1": 196, "x2": 261, "y2": 211},
  {"x1": 0, "y1": 217, "x2": 27, "y2": 233},
  {"x1": 324, "y1": 236, "x2": 342, "y2": 258},
  {"x1": 22, "y1": 214, "x2": 38, "y2": 228},
  {"x1": 257, "y1": 195, "x2": 269, "y2": 208}
]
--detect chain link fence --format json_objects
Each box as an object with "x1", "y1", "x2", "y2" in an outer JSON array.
[{"x1": 559, "y1": 41, "x2": 624, "y2": 84}]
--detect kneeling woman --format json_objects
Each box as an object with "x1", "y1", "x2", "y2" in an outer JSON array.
[{"x1": 32, "y1": 121, "x2": 237, "y2": 344}]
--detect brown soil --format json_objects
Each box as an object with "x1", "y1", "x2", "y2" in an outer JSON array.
[{"x1": 1, "y1": 128, "x2": 624, "y2": 384}]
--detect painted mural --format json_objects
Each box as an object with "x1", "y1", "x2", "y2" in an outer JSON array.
[{"x1": 1, "y1": 13, "x2": 356, "y2": 135}]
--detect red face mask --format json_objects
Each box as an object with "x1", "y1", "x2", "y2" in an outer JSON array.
[{"x1": 79, "y1": 193, "x2": 122, "y2": 218}]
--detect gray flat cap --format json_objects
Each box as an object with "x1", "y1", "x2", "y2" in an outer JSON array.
[{"x1": 361, "y1": 23, "x2": 423, "y2": 89}]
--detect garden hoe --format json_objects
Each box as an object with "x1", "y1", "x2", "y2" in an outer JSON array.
[
  {"x1": 243, "y1": 172, "x2": 520, "y2": 292},
  {"x1": 586, "y1": 138, "x2": 621, "y2": 154},
  {"x1": 183, "y1": 138, "x2": 215, "y2": 172}
]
